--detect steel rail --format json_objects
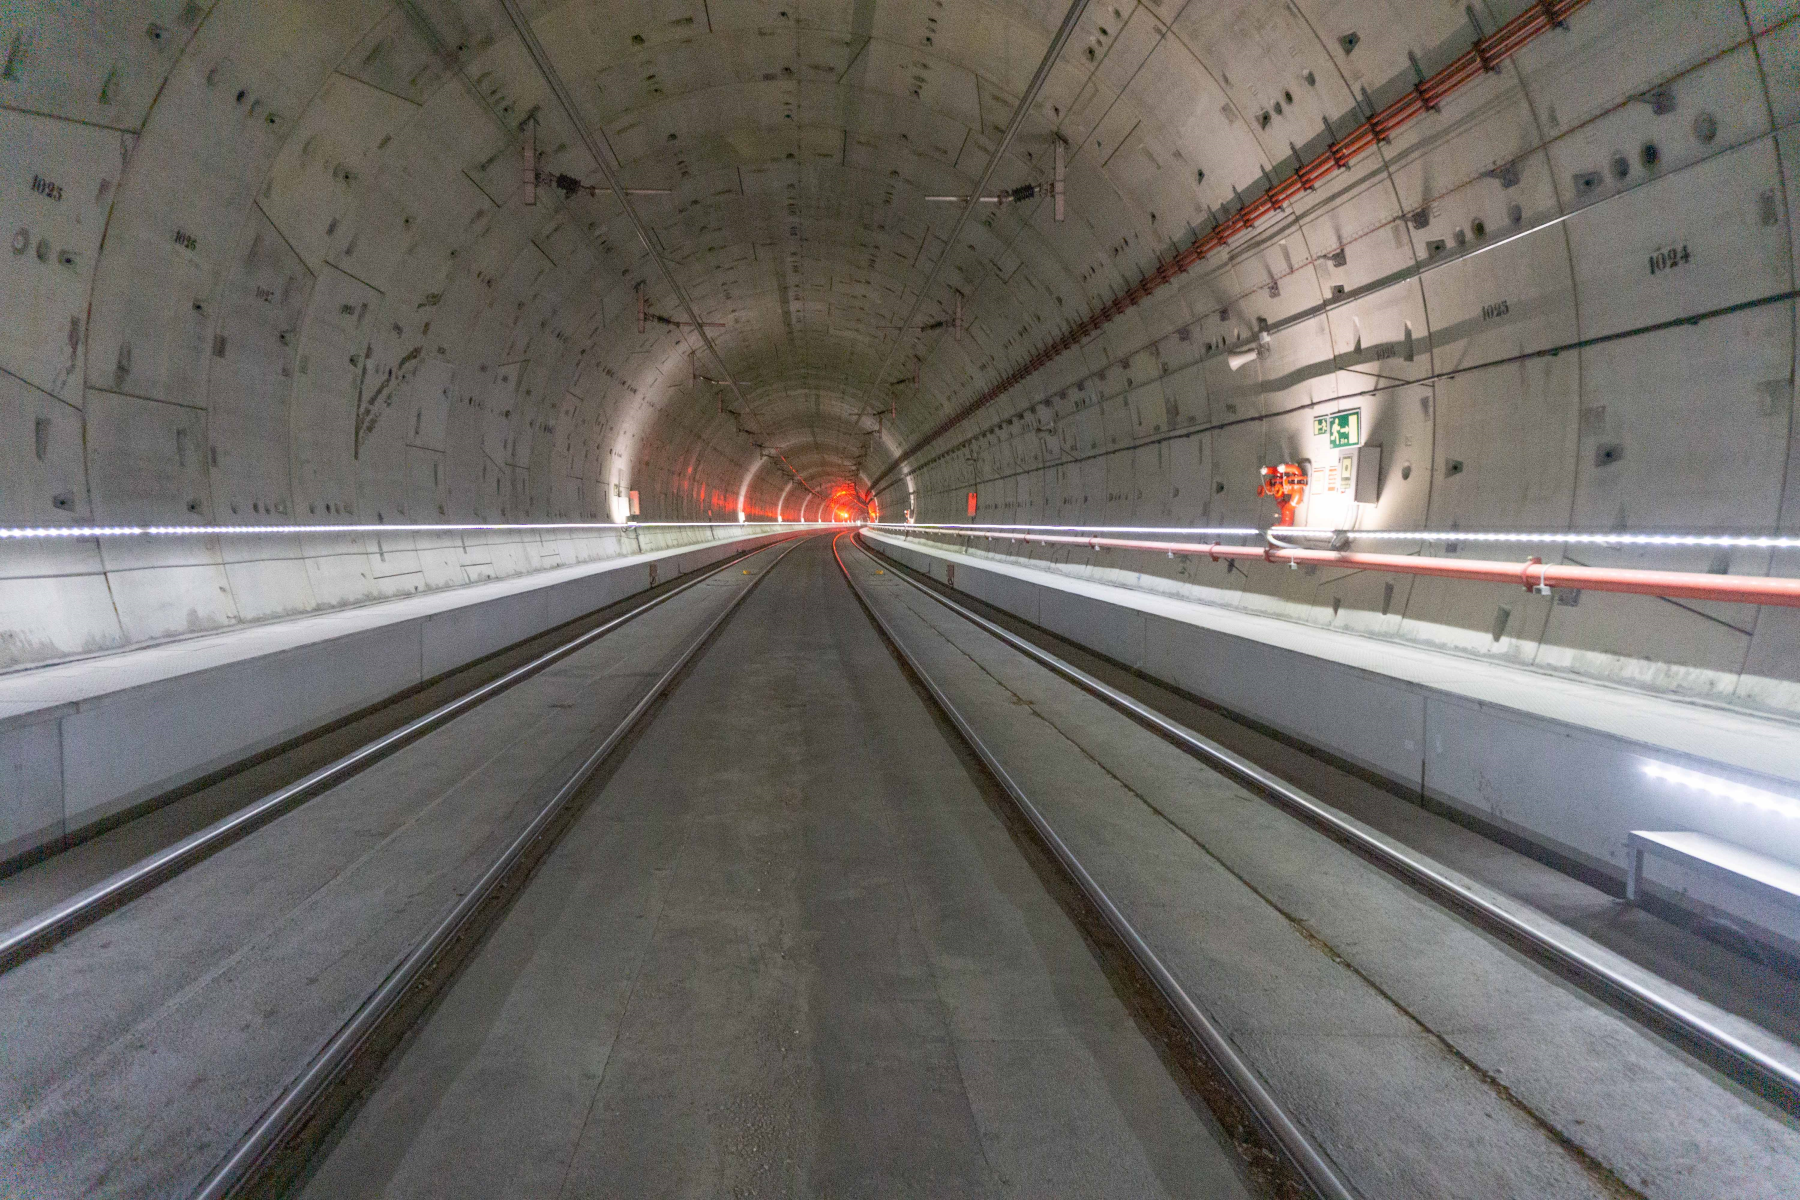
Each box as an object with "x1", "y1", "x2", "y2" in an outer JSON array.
[
  {"x1": 877, "y1": 525, "x2": 1800, "y2": 610},
  {"x1": 867, "y1": 0, "x2": 1593, "y2": 496},
  {"x1": 830, "y1": 534, "x2": 1360, "y2": 1200},
  {"x1": 190, "y1": 536, "x2": 808, "y2": 1200},
  {"x1": 0, "y1": 537, "x2": 790, "y2": 974},
  {"x1": 494, "y1": 0, "x2": 819, "y2": 500},
  {"x1": 854, "y1": 534, "x2": 1800, "y2": 1116}
]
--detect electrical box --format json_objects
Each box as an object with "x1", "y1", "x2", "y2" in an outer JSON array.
[
  {"x1": 1312, "y1": 445, "x2": 1381, "y2": 506},
  {"x1": 1354, "y1": 444, "x2": 1381, "y2": 505}
]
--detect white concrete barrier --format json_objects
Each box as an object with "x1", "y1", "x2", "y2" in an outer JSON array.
[
  {"x1": 0, "y1": 530, "x2": 791, "y2": 867},
  {"x1": 869, "y1": 531, "x2": 1800, "y2": 954}
]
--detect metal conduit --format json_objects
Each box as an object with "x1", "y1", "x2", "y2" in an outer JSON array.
[
  {"x1": 878, "y1": 526, "x2": 1800, "y2": 610},
  {"x1": 868, "y1": 0, "x2": 1594, "y2": 495}
]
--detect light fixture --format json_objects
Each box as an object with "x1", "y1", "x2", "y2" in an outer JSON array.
[
  {"x1": 1642, "y1": 761, "x2": 1800, "y2": 822},
  {"x1": 0, "y1": 520, "x2": 830, "y2": 539},
  {"x1": 879, "y1": 522, "x2": 1260, "y2": 537},
  {"x1": 1284, "y1": 528, "x2": 1800, "y2": 550}
]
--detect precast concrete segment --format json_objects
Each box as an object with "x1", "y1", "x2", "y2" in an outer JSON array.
[
  {"x1": 0, "y1": 540, "x2": 789, "y2": 972},
  {"x1": 863, "y1": 0, "x2": 1597, "y2": 493},
  {"x1": 837, "y1": 544, "x2": 1800, "y2": 1198},
  {"x1": 0, "y1": 552, "x2": 782, "y2": 1200},
  {"x1": 300, "y1": 537, "x2": 1254, "y2": 1200},
  {"x1": 857, "y1": 536, "x2": 1800, "y2": 1113}
]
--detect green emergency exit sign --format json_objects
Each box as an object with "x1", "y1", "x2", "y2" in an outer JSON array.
[{"x1": 1313, "y1": 409, "x2": 1361, "y2": 448}]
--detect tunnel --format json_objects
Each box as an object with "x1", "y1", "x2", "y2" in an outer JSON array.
[{"x1": 3, "y1": 0, "x2": 1800, "y2": 1195}]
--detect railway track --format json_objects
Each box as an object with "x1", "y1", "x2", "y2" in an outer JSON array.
[
  {"x1": 846, "y1": 533, "x2": 1800, "y2": 1118},
  {"x1": 0, "y1": 539, "x2": 792, "y2": 975},
  {"x1": 6, "y1": 532, "x2": 1795, "y2": 1198}
]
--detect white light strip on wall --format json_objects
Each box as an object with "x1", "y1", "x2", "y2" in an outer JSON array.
[
  {"x1": 0, "y1": 521, "x2": 843, "y2": 540},
  {"x1": 879, "y1": 522, "x2": 1800, "y2": 551},
  {"x1": 1643, "y1": 762, "x2": 1800, "y2": 822},
  {"x1": 878, "y1": 522, "x2": 1262, "y2": 537},
  {"x1": 1284, "y1": 528, "x2": 1800, "y2": 550}
]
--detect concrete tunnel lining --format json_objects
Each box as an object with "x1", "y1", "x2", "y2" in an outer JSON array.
[{"x1": 0, "y1": 2, "x2": 1798, "y2": 813}]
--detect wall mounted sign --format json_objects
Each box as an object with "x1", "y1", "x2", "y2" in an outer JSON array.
[{"x1": 1313, "y1": 408, "x2": 1361, "y2": 448}]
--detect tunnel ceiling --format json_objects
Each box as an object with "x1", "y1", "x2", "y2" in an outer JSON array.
[
  {"x1": 19, "y1": 0, "x2": 1584, "y2": 521},
  {"x1": 10, "y1": 0, "x2": 1762, "y2": 524},
  {"x1": 449, "y1": 0, "x2": 1207, "y2": 510}
]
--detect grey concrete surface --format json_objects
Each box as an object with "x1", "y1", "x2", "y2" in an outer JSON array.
[
  {"x1": 0, "y1": 545, "x2": 772, "y2": 931},
  {"x1": 300, "y1": 536, "x2": 1251, "y2": 1200},
  {"x1": 845, "y1": 538, "x2": 1800, "y2": 1199},
  {"x1": 0, "y1": 546, "x2": 782, "y2": 1199},
  {"x1": 898, "y1": 544, "x2": 1800, "y2": 1054},
  {"x1": 0, "y1": 529, "x2": 790, "y2": 867},
  {"x1": 869, "y1": 531, "x2": 1800, "y2": 952}
]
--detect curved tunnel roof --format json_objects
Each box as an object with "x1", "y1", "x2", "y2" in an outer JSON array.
[{"x1": 1, "y1": 0, "x2": 1796, "y2": 709}]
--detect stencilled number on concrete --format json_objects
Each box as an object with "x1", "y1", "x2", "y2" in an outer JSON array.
[
  {"x1": 30, "y1": 175, "x2": 63, "y2": 201},
  {"x1": 1647, "y1": 243, "x2": 1690, "y2": 275},
  {"x1": 172, "y1": 229, "x2": 199, "y2": 251},
  {"x1": 1480, "y1": 300, "x2": 1510, "y2": 320}
]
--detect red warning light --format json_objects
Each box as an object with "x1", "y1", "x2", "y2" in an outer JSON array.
[{"x1": 967, "y1": 491, "x2": 978, "y2": 517}]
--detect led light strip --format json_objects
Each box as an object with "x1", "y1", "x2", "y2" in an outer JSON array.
[
  {"x1": 878, "y1": 522, "x2": 1260, "y2": 537},
  {"x1": 0, "y1": 521, "x2": 845, "y2": 540},
  {"x1": 5, "y1": 520, "x2": 1786, "y2": 551},
  {"x1": 1643, "y1": 762, "x2": 1800, "y2": 822},
  {"x1": 879, "y1": 522, "x2": 1800, "y2": 551},
  {"x1": 1284, "y1": 529, "x2": 1800, "y2": 550}
]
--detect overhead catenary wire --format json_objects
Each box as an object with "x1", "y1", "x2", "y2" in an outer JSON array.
[
  {"x1": 859, "y1": 0, "x2": 1096, "y2": 465},
  {"x1": 494, "y1": 0, "x2": 821, "y2": 501}
]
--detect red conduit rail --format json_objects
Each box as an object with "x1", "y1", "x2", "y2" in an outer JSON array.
[
  {"x1": 870, "y1": 0, "x2": 1592, "y2": 495},
  {"x1": 883, "y1": 528, "x2": 1800, "y2": 609}
]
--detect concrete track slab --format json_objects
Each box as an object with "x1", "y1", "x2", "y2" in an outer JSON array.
[{"x1": 301, "y1": 538, "x2": 1250, "y2": 1200}]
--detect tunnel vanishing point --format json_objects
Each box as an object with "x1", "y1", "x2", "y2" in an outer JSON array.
[{"x1": 3, "y1": 2, "x2": 1800, "y2": 1197}]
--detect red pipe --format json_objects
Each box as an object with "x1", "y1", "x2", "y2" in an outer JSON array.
[
  {"x1": 871, "y1": 0, "x2": 1593, "y2": 494},
  {"x1": 888, "y1": 529, "x2": 1800, "y2": 609}
]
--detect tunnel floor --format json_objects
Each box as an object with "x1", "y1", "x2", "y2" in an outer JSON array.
[
  {"x1": 296, "y1": 535, "x2": 1253, "y2": 1199},
  {"x1": 1, "y1": 536, "x2": 1797, "y2": 1199}
]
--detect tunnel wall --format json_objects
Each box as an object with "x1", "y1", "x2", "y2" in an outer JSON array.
[
  {"x1": 884, "y1": 0, "x2": 1800, "y2": 719},
  {"x1": 1, "y1": 0, "x2": 1796, "y2": 720},
  {"x1": 0, "y1": 0, "x2": 793, "y2": 673}
]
